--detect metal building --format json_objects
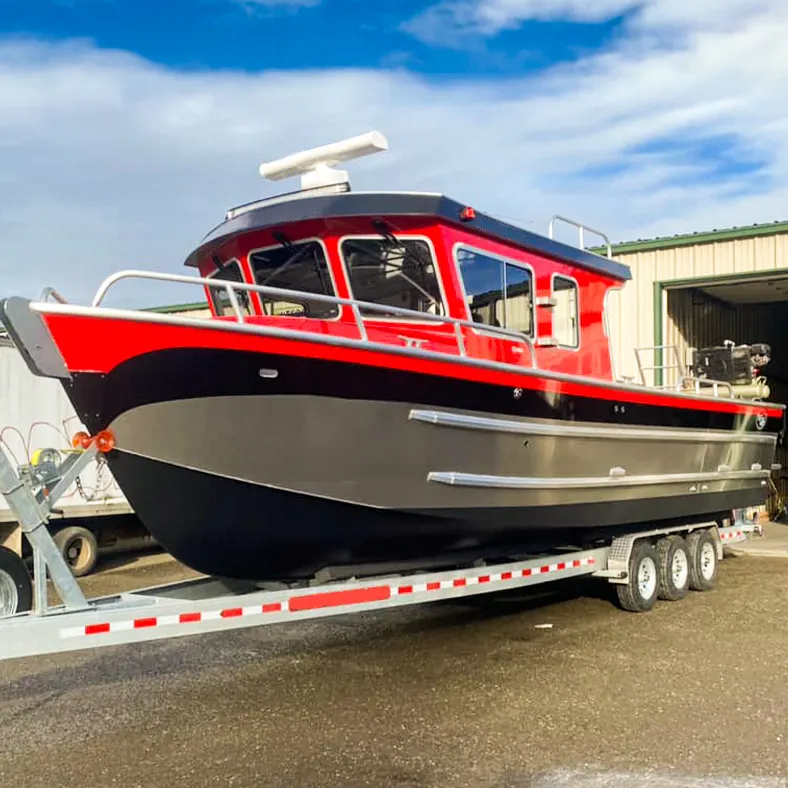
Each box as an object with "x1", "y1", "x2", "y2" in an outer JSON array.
[{"x1": 605, "y1": 219, "x2": 788, "y2": 510}]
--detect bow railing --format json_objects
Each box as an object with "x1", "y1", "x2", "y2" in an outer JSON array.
[{"x1": 90, "y1": 269, "x2": 539, "y2": 368}]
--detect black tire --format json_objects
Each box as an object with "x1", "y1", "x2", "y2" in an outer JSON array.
[
  {"x1": 687, "y1": 529, "x2": 718, "y2": 591},
  {"x1": 0, "y1": 546, "x2": 33, "y2": 616},
  {"x1": 656, "y1": 535, "x2": 690, "y2": 601},
  {"x1": 616, "y1": 540, "x2": 660, "y2": 612},
  {"x1": 53, "y1": 526, "x2": 99, "y2": 577}
]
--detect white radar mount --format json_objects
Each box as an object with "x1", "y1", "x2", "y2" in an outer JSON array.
[{"x1": 259, "y1": 130, "x2": 388, "y2": 191}]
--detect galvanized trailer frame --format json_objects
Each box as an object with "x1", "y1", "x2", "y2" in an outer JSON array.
[{"x1": 0, "y1": 441, "x2": 759, "y2": 662}]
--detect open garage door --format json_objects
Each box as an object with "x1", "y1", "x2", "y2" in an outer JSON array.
[{"x1": 664, "y1": 274, "x2": 788, "y2": 516}]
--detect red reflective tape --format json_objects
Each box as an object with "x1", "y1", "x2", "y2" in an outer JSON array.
[
  {"x1": 85, "y1": 622, "x2": 110, "y2": 635},
  {"x1": 478, "y1": 575, "x2": 490, "y2": 583},
  {"x1": 540, "y1": 566, "x2": 550, "y2": 574},
  {"x1": 426, "y1": 581, "x2": 441, "y2": 591},
  {"x1": 398, "y1": 585, "x2": 414, "y2": 595},
  {"x1": 134, "y1": 617, "x2": 157, "y2": 629},
  {"x1": 501, "y1": 571, "x2": 513, "y2": 580},
  {"x1": 557, "y1": 562, "x2": 566, "y2": 570},
  {"x1": 221, "y1": 607, "x2": 243, "y2": 618},
  {"x1": 523, "y1": 568, "x2": 532, "y2": 577},
  {"x1": 262, "y1": 603, "x2": 282, "y2": 613},
  {"x1": 453, "y1": 578, "x2": 467, "y2": 587},
  {"x1": 288, "y1": 585, "x2": 391, "y2": 612},
  {"x1": 588, "y1": 557, "x2": 595, "y2": 565},
  {"x1": 179, "y1": 612, "x2": 201, "y2": 624}
]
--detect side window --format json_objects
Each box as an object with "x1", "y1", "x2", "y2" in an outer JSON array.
[
  {"x1": 553, "y1": 275, "x2": 579, "y2": 347},
  {"x1": 456, "y1": 248, "x2": 533, "y2": 335},
  {"x1": 340, "y1": 237, "x2": 445, "y2": 318},
  {"x1": 208, "y1": 261, "x2": 252, "y2": 317}
]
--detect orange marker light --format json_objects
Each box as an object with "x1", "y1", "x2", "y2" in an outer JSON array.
[
  {"x1": 71, "y1": 431, "x2": 92, "y2": 450},
  {"x1": 95, "y1": 430, "x2": 116, "y2": 454},
  {"x1": 459, "y1": 206, "x2": 476, "y2": 221}
]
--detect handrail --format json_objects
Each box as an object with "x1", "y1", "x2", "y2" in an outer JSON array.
[
  {"x1": 676, "y1": 376, "x2": 734, "y2": 398},
  {"x1": 39, "y1": 287, "x2": 69, "y2": 304},
  {"x1": 89, "y1": 269, "x2": 538, "y2": 368},
  {"x1": 548, "y1": 215, "x2": 612, "y2": 259}
]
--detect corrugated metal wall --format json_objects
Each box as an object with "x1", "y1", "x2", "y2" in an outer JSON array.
[{"x1": 607, "y1": 233, "x2": 788, "y2": 383}]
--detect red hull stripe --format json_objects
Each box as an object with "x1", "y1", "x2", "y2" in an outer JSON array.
[
  {"x1": 63, "y1": 556, "x2": 597, "y2": 639},
  {"x1": 40, "y1": 312, "x2": 783, "y2": 419}
]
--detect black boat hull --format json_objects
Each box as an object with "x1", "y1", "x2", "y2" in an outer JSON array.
[{"x1": 56, "y1": 347, "x2": 779, "y2": 581}]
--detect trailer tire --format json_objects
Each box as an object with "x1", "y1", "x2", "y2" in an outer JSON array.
[
  {"x1": 616, "y1": 540, "x2": 659, "y2": 612},
  {"x1": 687, "y1": 529, "x2": 718, "y2": 592},
  {"x1": 53, "y1": 526, "x2": 99, "y2": 577},
  {"x1": 656, "y1": 535, "x2": 690, "y2": 601},
  {"x1": 0, "y1": 546, "x2": 33, "y2": 616}
]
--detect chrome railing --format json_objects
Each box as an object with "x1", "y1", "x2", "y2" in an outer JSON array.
[
  {"x1": 633, "y1": 345, "x2": 734, "y2": 398},
  {"x1": 39, "y1": 287, "x2": 69, "y2": 304},
  {"x1": 90, "y1": 269, "x2": 539, "y2": 368},
  {"x1": 548, "y1": 215, "x2": 612, "y2": 259}
]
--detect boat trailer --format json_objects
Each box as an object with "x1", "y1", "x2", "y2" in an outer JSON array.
[{"x1": 0, "y1": 441, "x2": 761, "y2": 662}]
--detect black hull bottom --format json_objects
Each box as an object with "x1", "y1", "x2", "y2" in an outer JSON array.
[{"x1": 111, "y1": 452, "x2": 764, "y2": 581}]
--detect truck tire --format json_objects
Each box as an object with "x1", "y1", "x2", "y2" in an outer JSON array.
[
  {"x1": 53, "y1": 526, "x2": 99, "y2": 577},
  {"x1": 0, "y1": 546, "x2": 33, "y2": 616},
  {"x1": 616, "y1": 540, "x2": 659, "y2": 612},
  {"x1": 656, "y1": 535, "x2": 690, "y2": 601},
  {"x1": 687, "y1": 529, "x2": 718, "y2": 591}
]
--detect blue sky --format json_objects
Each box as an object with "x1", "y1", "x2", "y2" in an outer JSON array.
[
  {"x1": 0, "y1": 0, "x2": 786, "y2": 308},
  {"x1": 1, "y1": 0, "x2": 622, "y2": 75}
]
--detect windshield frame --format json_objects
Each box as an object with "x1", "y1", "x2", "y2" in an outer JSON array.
[
  {"x1": 337, "y1": 233, "x2": 449, "y2": 324},
  {"x1": 207, "y1": 259, "x2": 254, "y2": 318},
  {"x1": 246, "y1": 236, "x2": 342, "y2": 321}
]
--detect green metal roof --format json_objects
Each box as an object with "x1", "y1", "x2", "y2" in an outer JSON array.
[
  {"x1": 143, "y1": 300, "x2": 210, "y2": 314},
  {"x1": 597, "y1": 219, "x2": 788, "y2": 255}
]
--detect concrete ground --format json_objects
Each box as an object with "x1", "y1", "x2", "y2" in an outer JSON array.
[{"x1": 2, "y1": 541, "x2": 788, "y2": 788}]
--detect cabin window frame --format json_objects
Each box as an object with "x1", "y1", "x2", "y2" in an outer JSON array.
[
  {"x1": 206, "y1": 258, "x2": 254, "y2": 318},
  {"x1": 550, "y1": 272, "x2": 581, "y2": 350},
  {"x1": 246, "y1": 236, "x2": 342, "y2": 322},
  {"x1": 451, "y1": 242, "x2": 537, "y2": 341},
  {"x1": 337, "y1": 233, "x2": 449, "y2": 324}
]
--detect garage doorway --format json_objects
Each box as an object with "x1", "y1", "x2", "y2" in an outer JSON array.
[{"x1": 661, "y1": 273, "x2": 788, "y2": 515}]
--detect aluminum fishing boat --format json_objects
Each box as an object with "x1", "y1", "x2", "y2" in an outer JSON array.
[{"x1": 1, "y1": 131, "x2": 783, "y2": 581}]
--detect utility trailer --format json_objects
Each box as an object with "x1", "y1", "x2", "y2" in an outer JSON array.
[
  {"x1": 0, "y1": 333, "x2": 154, "y2": 577},
  {"x1": 0, "y1": 434, "x2": 761, "y2": 663}
]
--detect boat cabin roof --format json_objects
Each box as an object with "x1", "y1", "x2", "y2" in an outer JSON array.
[{"x1": 183, "y1": 190, "x2": 632, "y2": 283}]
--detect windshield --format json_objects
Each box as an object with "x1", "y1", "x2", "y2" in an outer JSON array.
[
  {"x1": 208, "y1": 261, "x2": 253, "y2": 317},
  {"x1": 339, "y1": 237, "x2": 444, "y2": 319},
  {"x1": 248, "y1": 240, "x2": 339, "y2": 319}
]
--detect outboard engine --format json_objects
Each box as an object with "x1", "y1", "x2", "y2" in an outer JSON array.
[{"x1": 692, "y1": 340, "x2": 771, "y2": 399}]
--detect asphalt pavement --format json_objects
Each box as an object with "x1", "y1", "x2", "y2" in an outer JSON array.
[{"x1": 1, "y1": 547, "x2": 788, "y2": 788}]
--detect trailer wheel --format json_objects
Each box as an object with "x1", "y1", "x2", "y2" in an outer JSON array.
[
  {"x1": 53, "y1": 526, "x2": 99, "y2": 577},
  {"x1": 616, "y1": 540, "x2": 660, "y2": 612},
  {"x1": 656, "y1": 535, "x2": 690, "y2": 601},
  {"x1": 0, "y1": 546, "x2": 33, "y2": 616},
  {"x1": 687, "y1": 529, "x2": 718, "y2": 591}
]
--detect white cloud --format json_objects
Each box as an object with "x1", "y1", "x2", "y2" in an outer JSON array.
[
  {"x1": 404, "y1": 0, "x2": 779, "y2": 42},
  {"x1": 0, "y1": 3, "x2": 787, "y2": 307},
  {"x1": 232, "y1": 0, "x2": 320, "y2": 12}
]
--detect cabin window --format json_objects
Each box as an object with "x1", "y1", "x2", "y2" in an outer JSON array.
[
  {"x1": 552, "y1": 275, "x2": 579, "y2": 348},
  {"x1": 456, "y1": 247, "x2": 533, "y2": 335},
  {"x1": 340, "y1": 237, "x2": 445, "y2": 318},
  {"x1": 208, "y1": 261, "x2": 253, "y2": 317},
  {"x1": 249, "y1": 239, "x2": 338, "y2": 319}
]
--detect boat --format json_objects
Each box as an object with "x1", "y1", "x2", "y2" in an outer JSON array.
[{"x1": 1, "y1": 131, "x2": 783, "y2": 582}]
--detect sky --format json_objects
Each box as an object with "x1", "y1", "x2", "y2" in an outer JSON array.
[{"x1": 1, "y1": 0, "x2": 787, "y2": 306}]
